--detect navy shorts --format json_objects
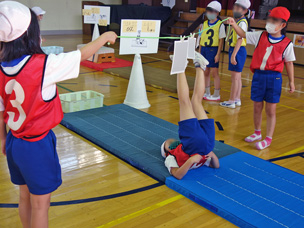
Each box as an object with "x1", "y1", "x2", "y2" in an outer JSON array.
[
  {"x1": 251, "y1": 70, "x2": 283, "y2": 103},
  {"x1": 201, "y1": 46, "x2": 219, "y2": 68},
  {"x1": 178, "y1": 118, "x2": 215, "y2": 156},
  {"x1": 6, "y1": 130, "x2": 62, "y2": 195},
  {"x1": 228, "y1": 46, "x2": 247, "y2": 72}
]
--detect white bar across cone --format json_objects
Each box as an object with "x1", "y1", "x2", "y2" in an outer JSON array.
[{"x1": 124, "y1": 54, "x2": 151, "y2": 109}]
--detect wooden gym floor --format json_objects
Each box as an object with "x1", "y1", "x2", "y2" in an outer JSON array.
[{"x1": 0, "y1": 34, "x2": 304, "y2": 228}]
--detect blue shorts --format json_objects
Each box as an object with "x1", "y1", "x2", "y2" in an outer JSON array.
[
  {"x1": 228, "y1": 46, "x2": 247, "y2": 72},
  {"x1": 251, "y1": 70, "x2": 282, "y2": 103},
  {"x1": 6, "y1": 130, "x2": 62, "y2": 195},
  {"x1": 201, "y1": 46, "x2": 219, "y2": 68},
  {"x1": 178, "y1": 118, "x2": 215, "y2": 156}
]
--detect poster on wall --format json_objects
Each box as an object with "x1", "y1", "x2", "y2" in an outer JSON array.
[
  {"x1": 83, "y1": 5, "x2": 110, "y2": 25},
  {"x1": 293, "y1": 34, "x2": 304, "y2": 48},
  {"x1": 119, "y1": 20, "x2": 161, "y2": 55}
]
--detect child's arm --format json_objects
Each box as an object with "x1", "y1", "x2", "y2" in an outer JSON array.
[
  {"x1": 80, "y1": 31, "x2": 117, "y2": 62},
  {"x1": 170, "y1": 155, "x2": 202, "y2": 180},
  {"x1": 215, "y1": 38, "x2": 224, "y2": 63},
  {"x1": 0, "y1": 112, "x2": 7, "y2": 156},
  {"x1": 285, "y1": 61, "x2": 295, "y2": 93},
  {"x1": 227, "y1": 18, "x2": 246, "y2": 38},
  {"x1": 231, "y1": 38, "x2": 242, "y2": 65}
]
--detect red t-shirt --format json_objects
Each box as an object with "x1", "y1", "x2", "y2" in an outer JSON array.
[
  {"x1": 0, "y1": 54, "x2": 63, "y2": 141},
  {"x1": 250, "y1": 31, "x2": 291, "y2": 73}
]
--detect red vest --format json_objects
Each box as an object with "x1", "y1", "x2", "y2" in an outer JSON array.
[
  {"x1": 250, "y1": 31, "x2": 291, "y2": 73},
  {"x1": 168, "y1": 144, "x2": 206, "y2": 169},
  {"x1": 0, "y1": 54, "x2": 63, "y2": 142}
]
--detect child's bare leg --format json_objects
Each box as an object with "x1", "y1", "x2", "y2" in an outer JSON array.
[
  {"x1": 177, "y1": 72, "x2": 196, "y2": 121},
  {"x1": 204, "y1": 67, "x2": 211, "y2": 95},
  {"x1": 254, "y1": 101, "x2": 263, "y2": 130},
  {"x1": 212, "y1": 68, "x2": 220, "y2": 90},
  {"x1": 207, "y1": 151, "x2": 220, "y2": 168},
  {"x1": 191, "y1": 67, "x2": 208, "y2": 120},
  {"x1": 265, "y1": 102, "x2": 277, "y2": 138},
  {"x1": 19, "y1": 185, "x2": 31, "y2": 228},
  {"x1": 236, "y1": 77, "x2": 242, "y2": 100},
  {"x1": 30, "y1": 193, "x2": 51, "y2": 228},
  {"x1": 229, "y1": 71, "x2": 240, "y2": 102}
]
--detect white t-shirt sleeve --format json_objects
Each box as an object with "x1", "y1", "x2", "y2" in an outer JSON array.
[
  {"x1": 219, "y1": 23, "x2": 226, "y2": 39},
  {"x1": 246, "y1": 31, "x2": 263, "y2": 46},
  {"x1": 0, "y1": 97, "x2": 4, "y2": 112},
  {"x1": 165, "y1": 155, "x2": 179, "y2": 174},
  {"x1": 283, "y1": 43, "x2": 296, "y2": 62},
  {"x1": 42, "y1": 50, "x2": 81, "y2": 100},
  {"x1": 237, "y1": 21, "x2": 248, "y2": 39}
]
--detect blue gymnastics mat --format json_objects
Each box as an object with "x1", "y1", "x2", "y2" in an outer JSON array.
[
  {"x1": 166, "y1": 152, "x2": 304, "y2": 228},
  {"x1": 61, "y1": 104, "x2": 241, "y2": 182}
]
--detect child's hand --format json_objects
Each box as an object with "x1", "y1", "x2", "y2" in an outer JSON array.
[
  {"x1": 226, "y1": 17, "x2": 236, "y2": 26},
  {"x1": 214, "y1": 54, "x2": 220, "y2": 63},
  {"x1": 1, "y1": 140, "x2": 6, "y2": 156},
  {"x1": 289, "y1": 82, "x2": 295, "y2": 93},
  {"x1": 231, "y1": 55, "x2": 237, "y2": 65},
  {"x1": 191, "y1": 154, "x2": 203, "y2": 164},
  {"x1": 104, "y1": 31, "x2": 117, "y2": 45}
]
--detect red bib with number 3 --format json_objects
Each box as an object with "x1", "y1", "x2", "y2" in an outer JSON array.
[
  {"x1": 250, "y1": 31, "x2": 291, "y2": 73},
  {"x1": 0, "y1": 54, "x2": 63, "y2": 142}
]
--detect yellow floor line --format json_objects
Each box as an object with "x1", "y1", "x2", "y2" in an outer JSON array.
[
  {"x1": 97, "y1": 195, "x2": 184, "y2": 228},
  {"x1": 274, "y1": 145, "x2": 304, "y2": 158}
]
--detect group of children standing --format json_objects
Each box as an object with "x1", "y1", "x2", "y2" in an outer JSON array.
[{"x1": 199, "y1": 0, "x2": 295, "y2": 150}]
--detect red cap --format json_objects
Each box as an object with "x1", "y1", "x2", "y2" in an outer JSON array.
[{"x1": 269, "y1": 7, "x2": 290, "y2": 22}]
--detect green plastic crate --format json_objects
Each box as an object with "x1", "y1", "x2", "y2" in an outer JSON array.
[{"x1": 59, "y1": 90, "x2": 104, "y2": 113}]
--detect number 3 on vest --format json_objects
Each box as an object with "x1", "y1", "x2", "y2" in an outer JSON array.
[{"x1": 5, "y1": 80, "x2": 26, "y2": 131}]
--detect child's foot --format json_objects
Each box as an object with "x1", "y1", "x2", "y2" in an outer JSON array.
[
  {"x1": 193, "y1": 51, "x2": 209, "y2": 70},
  {"x1": 203, "y1": 93, "x2": 210, "y2": 100},
  {"x1": 245, "y1": 132, "x2": 262, "y2": 142},
  {"x1": 256, "y1": 136, "x2": 272, "y2": 150},
  {"x1": 205, "y1": 95, "x2": 221, "y2": 101},
  {"x1": 220, "y1": 101, "x2": 235, "y2": 109},
  {"x1": 235, "y1": 100, "x2": 241, "y2": 106}
]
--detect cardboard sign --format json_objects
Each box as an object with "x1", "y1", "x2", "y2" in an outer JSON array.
[
  {"x1": 119, "y1": 20, "x2": 161, "y2": 55},
  {"x1": 83, "y1": 5, "x2": 110, "y2": 25},
  {"x1": 170, "y1": 40, "x2": 189, "y2": 75}
]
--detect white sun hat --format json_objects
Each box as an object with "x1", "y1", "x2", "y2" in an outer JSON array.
[
  {"x1": 160, "y1": 141, "x2": 167, "y2": 158},
  {"x1": 207, "y1": 1, "x2": 222, "y2": 13},
  {"x1": 0, "y1": 1, "x2": 31, "y2": 42},
  {"x1": 235, "y1": 0, "x2": 251, "y2": 9},
  {"x1": 31, "y1": 6, "x2": 46, "y2": 16}
]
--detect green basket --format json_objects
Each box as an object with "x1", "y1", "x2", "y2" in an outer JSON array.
[{"x1": 59, "y1": 90, "x2": 104, "y2": 113}]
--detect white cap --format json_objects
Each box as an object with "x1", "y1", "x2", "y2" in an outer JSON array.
[
  {"x1": 0, "y1": 1, "x2": 31, "y2": 42},
  {"x1": 160, "y1": 141, "x2": 166, "y2": 158},
  {"x1": 235, "y1": 0, "x2": 251, "y2": 9},
  {"x1": 31, "y1": 6, "x2": 46, "y2": 16},
  {"x1": 207, "y1": 1, "x2": 222, "y2": 12}
]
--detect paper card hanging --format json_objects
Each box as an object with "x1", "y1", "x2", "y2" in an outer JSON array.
[{"x1": 170, "y1": 40, "x2": 189, "y2": 75}]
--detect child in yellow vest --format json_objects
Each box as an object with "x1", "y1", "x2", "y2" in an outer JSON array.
[
  {"x1": 220, "y1": 0, "x2": 250, "y2": 108},
  {"x1": 199, "y1": 1, "x2": 226, "y2": 101}
]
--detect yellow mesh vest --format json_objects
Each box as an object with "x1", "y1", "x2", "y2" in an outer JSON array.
[
  {"x1": 228, "y1": 18, "x2": 248, "y2": 47},
  {"x1": 200, "y1": 19, "x2": 222, "y2": 47}
]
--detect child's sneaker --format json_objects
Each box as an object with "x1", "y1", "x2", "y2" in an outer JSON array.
[
  {"x1": 256, "y1": 137, "x2": 272, "y2": 150},
  {"x1": 220, "y1": 101, "x2": 235, "y2": 109},
  {"x1": 245, "y1": 133, "x2": 262, "y2": 142},
  {"x1": 193, "y1": 51, "x2": 209, "y2": 70},
  {"x1": 203, "y1": 93, "x2": 210, "y2": 100},
  {"x1": 235, "y1": 100, "x2": 241, "y2": 106},
  {"x1": 205, "y1": 95, "x2": 221, "y2": 101}
]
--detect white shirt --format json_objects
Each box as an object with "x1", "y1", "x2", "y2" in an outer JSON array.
[
  {"x1": 165, "y1": 155, "x2": 179, "y2": 174},
  {"x1": 246, "y1": 31, "x2": 296, "y2": 62},
  {"x1": 237, "y1": 20, "x2": 248, "y2": 39},
  {"x1": 0, "y1": 50, "x2": 81, "y2": 111}
]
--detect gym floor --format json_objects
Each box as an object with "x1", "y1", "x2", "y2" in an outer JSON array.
[{"x1": 0, "y1": 34, "x2": 303, "y2": 228}]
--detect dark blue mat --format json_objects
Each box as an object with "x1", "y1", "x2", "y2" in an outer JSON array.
[
  {"x1": 61, "y1": 104, "x2": 241, "y2": 182},
  {"x1": 166, "y1": 152, "x2": 304, "y2": 228}
]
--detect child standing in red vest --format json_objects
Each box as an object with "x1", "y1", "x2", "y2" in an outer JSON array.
[
  {"x1": 0, "y1": 1, "x2": 117, "y2": 227},
  {"x1": 227, "y1": 7, "x2": 295, "y2": 150}
]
